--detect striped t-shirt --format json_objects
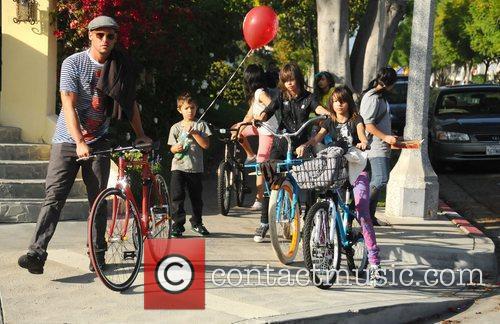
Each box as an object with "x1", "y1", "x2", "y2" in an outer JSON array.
[{"x1": 54, "y1": 49, "x2": 110, "y2": 144}]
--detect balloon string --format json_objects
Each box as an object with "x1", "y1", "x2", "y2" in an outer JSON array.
[{"x1": 196, "y1": 49, "x2": 253, "y2": 124}]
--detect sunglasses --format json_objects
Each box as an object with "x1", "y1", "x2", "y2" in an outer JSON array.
[{"x1": 94, "y1": 32, "x2": 116, "y2": 40}]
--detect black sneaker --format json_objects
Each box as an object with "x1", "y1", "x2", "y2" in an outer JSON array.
[
  {"x1": 371, "y1": 217, "x2": 388, "y2": 227},
  {"x1": 253, "y1": 224, "x2": 269, "y2": 243},
  {"x1": 89, "y1": 252, "x2": 106, "y2": 272},
  {"x1": 171, "y1": 227, "x2": 184, "y2": 238},
  {"x1": 191, "y1": 224, "x2": 210, "y2": 236},
  {"x1": 18, "y1": 253, "x2": 45, "y2": 274}
]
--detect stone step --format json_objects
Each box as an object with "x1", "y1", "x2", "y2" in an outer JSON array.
[
  {"x1": 0, "y1": 178, "x2": 87, "y2": 199},
  {"x1": 0, "y1": 126, "x2": 22, "y2": 143},
  {"x1": 0, "y1": 198, "x2": 89, "y2": 223},
  {"x1": 0, "y1": 143, "x2": 51, "y2": 160},
  {"x1": 0, "y1": 160, "x2": 50, "y2": 179}
]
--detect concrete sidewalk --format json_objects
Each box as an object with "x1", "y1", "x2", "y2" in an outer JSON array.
[{"x1": 0, "y1": 194, "x2": 496, "y2": 323}]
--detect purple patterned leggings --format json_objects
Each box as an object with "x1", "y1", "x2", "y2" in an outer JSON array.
[{"x1": 353, "y1": 171, "x2": 380, "y2": 265}]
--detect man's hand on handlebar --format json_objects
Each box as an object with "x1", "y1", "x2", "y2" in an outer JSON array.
[
  {"x1": 134, "y1": 135, "x2": 153, "y2": 145},
  {"x1": 76, "y1": 141, "x2": 91, "y2": 159}
]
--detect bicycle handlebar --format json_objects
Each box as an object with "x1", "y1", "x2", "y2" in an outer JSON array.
[
  {"x1": 209, "y1": 122, "x2": 253, "y2": 139},
  {"x1": 254, "y1": 115, "x2": 328, "y2": 138},
  {"x1": 76, "y1": 141, "x2": 159, "y2": 162}
]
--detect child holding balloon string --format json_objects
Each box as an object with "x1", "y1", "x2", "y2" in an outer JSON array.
[{"x1": 233, "y1": 64, "x2": 278, "y2": 211}]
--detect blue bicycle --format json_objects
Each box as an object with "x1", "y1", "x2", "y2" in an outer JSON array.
[
  {"x1": 256, "y1": 115, "x2": 328, "y2": 264},
  {"x1": 302, "y1": 173, "x2": 369, "y2": 289}
]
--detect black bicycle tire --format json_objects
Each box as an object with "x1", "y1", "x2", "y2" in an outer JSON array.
[
  {"x1": 217, "y1": 161, "x2": 232, "y2": 215},
  {"x1": 148, "y1": 174, "x2": 172, "y2": 239},
  {"x1": 88, "y1": 188, "x2": 143, "y2": 291},
  {"x1": 235, "y1": 167, "x2": 246, "y2": 207},
  {"x1": 303, "y1": 200, "x2": 341, "y2": 289},
  {"x1": 346, "y1": 214, "x2": 368, "y2": 276}
]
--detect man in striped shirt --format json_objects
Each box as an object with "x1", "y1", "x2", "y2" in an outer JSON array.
[{"x1": 18, "y1": 16, "x2": 151, "y2": 274}]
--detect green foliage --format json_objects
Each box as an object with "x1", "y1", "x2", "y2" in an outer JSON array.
[
  {"x1": 434, "y1": 0, "x2": 468, "y2": 68},
  {"x1": 389, "y1": 14, "x2": 412, "y2": 67},
  {"x1": 433, "y1": 0, "x2": 499, "y2": 71},
  {"x1": 465, "y1": 0, "x2": 500, "y2": 61},
  {"x1": 266, "y1": 0, "x2": 318, "y2": 72},
  {"x1": 429, "y1": 0, "x2": 500, "y2": 86},
  {"x1": 205, "y1": 61, "x2": 245, "y2": 106},
  {"x1": 348, "y1": 0, "x2": 369, "y2": 36}
]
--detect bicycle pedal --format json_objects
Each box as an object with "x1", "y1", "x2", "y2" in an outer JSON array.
[
  {"x1": 151, "y1": 206, "x2": 169, "y2": 214},
  {"x1": 123, "y1": 251, "x2": 136, "y2": 260}
]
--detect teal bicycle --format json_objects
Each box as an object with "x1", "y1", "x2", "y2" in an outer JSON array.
[
  {"x1": 256, "y1": 115, "x2": 328, "y2": 264},
  {"x1": 300, "y1": 161, "x2": 369, "y2": 289}
]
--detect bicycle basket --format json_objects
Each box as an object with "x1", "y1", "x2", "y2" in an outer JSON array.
[{"x1": 292, "y1": 147, "x2": 348, "y2": 190}]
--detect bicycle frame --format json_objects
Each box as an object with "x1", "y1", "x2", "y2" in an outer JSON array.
[
  {"x1": 258, "y1": 115, "x2": 329, "y2": 221},
  {"x1": 318, "y1": 189, "x2": 356, "y2": 248},
  {"x1": 109, "y1": 150, "x2": 161, "y2": 240}
]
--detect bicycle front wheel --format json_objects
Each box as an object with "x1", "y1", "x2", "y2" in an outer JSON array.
[
  {"x1": 235, "y1": 167, "x2": 246, "y2": 207},
  {"x1": 268, "y1": 180, "x2": 301, "y2": 264},
  {"x1": 88, "y1": 188, "x2": 143, "y2": 291},
  {"x1": 217, "y1": 161, "x2": 232, "y2": 215},
  {"x1": 149, "y1": 174, "x2": 172, "y2": 238},
  {"x1": 303, "y1": 201, "x2": 341, "y2": 289}
]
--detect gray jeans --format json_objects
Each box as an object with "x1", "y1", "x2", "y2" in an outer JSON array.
[{"x1": 28, "y1": 139, "x2": 110, "y2": 260}]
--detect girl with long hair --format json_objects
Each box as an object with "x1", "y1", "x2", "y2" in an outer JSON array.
[
  {"x1": 253, "y1": 62, "x2": 333, "y2": 242},
  {"x1": 296, "y1": 86, "x2": 383, "y2": 286},
  {"x1": 359, "y1": 67, "x2": 398, "y2": 226},
  {"x1": 313, "y1": 71, "x2": 336, "y2": 110},
  {"x1": 233, "y1": 64, "x2": 278, "y2": 210}
]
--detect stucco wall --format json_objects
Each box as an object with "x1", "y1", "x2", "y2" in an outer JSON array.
[{"x1": 1, "y1": 0, "x2": 57, "y2": 143}]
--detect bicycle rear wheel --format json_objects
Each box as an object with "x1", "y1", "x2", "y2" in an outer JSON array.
[
  {"x1": 148, "y1": 174, "x2": 172, "y2": 238},
  {"x1": 268, "y1": 180, "x2": 301, "y2": 264},
  {"x1": 88, "y1": 188, "x2": 143, "y2": 291},
  {"x1": 303, "y1": 201, "x2": 341, "y2": 289},
  {"x1": 217, "y1": 161, "x2": 232, "y2": 215},
  {"x1": 346, "y1": 215, "x2": 368, "y2": 277}
]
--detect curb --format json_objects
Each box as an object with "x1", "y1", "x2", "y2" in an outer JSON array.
[
  {"x1": 439, "y1": 201, "x2": 486, "y2": 237},
  {"x1": 378, "y1": 202, "x2": 497, "y2": 279},
  {"x1": 252, "y1": 297, "x2": 475, "y2": 324}
]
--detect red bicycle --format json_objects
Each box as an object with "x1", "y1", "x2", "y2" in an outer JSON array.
[{"x1": 85, "y1": 142, "x2": 171, "y2": 291}]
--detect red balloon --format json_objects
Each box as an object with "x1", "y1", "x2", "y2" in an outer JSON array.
[{"x1": 243, "y1": 6, "x2": 279, "y2": 50}]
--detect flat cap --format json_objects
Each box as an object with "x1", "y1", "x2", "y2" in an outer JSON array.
[{"x1": 88, "y1": 16, "x2": 119, "y2": 31}]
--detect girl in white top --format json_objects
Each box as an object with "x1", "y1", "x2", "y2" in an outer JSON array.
[{"x1": 233, "y1": 64, "x2": 278, "y2": 210}]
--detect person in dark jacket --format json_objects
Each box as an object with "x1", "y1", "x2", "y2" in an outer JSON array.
[
  {"x1": 18, "y1": 16, "x2": 152, "y2": 275},
  {"x1": 252, "y1": 62, "x2": 332, "y2": 242}
]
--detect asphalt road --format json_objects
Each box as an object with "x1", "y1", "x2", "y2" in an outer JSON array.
[
  {"x1": 438, "y1": 162, "x2": 500, "y2": 274},
  {"x1": 436, "y1": 161, "x2": 500, "y2": 323}
]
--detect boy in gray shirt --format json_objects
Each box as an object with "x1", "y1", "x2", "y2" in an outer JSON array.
[{"x1": 168, "y1": 92, "x2": 212, "y2": 237}]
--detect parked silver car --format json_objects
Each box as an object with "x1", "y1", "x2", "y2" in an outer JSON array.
[{"x1": 429, "y1": 84, "x2": 500, "y2": 169}]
